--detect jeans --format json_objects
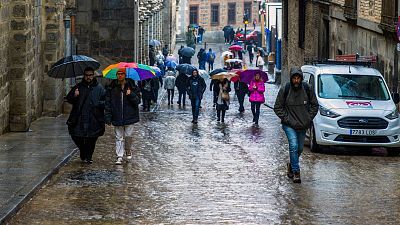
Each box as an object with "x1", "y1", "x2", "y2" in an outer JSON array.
[
  {"x1": 71, "y1": 136, "x2": 98, "y2": 161},
  {"x1": 167, "y1": 89, "x2": 174, "y2": 104},
  {"x1": 114, "y1": 125, "x2": 135, "y2": 158},
  {"x1": 217, "y1": 109, "x2": 226, "y2": 122},
  {"x1": 208, "y1": 62, "x2": 214, "y2": 71},
  {"x1": 199, "y1": 61, "x2": 206, "y2": 70},
  {"x1": 282, "y1": 125, "x2": 306, "y2": 173},
  {"x1": 251, "y1": 102, "x2": 261, "y2": 123},
  {"x1": 178, "y1": 91, "x2": 186, "y2": 105},
  {"x1": 249, "y1": 53, "x2": 254, "y2": 65},
  {"x1": 191, "y1": 98, "x2": 201, "y2": 121}
]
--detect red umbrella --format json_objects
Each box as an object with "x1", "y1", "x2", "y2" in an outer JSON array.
[
  {"x1": 228, "y1": 69, "x2": 243, "y2": 83},
  {"x1": 229, "y1": 45, "x2": 243, "y2": 51}
]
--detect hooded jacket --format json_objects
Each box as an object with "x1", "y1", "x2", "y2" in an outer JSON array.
[
  {"x1": 273, "y1": 68, "x2": 319, "y2": 130},
  {"x1": 249, "y1": 79, "x2": 265, "y2": 103}
]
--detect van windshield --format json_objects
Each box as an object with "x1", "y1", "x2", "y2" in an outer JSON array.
[{"x1": 318, "y1": 74, "x2": 390, "y2": 100}]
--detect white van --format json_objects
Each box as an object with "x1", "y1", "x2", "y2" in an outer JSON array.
[{"x1": 301, "y1": 62, "x2": 400, "y2": 154}]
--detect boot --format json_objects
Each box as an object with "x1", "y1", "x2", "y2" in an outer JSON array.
[
  {"x1": 287, "y1": 163, "x2": 294, "y2": 179},
  {"x1": 293, "y1": 171, "x2": 301, "y2": 183}
]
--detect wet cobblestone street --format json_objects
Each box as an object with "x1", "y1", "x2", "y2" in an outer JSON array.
[{"x1": 8, "y1": 43, "x2": 400, "y2": 225}]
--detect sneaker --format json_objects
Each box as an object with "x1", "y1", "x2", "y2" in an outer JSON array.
[
  {"x1": 126, "y1": 151, "x2": 133, "y2": 160},
  {"x1": 87, "y1": 159, "x2": 93, "y2": 164},
  {"x1": 115, "y1": 157, "x2": 123, "y2": 165},
  {"x1": 293, "y1": 171, "x2": 301, "y2": 183},
  {"x1": 287, "y1": 163, "x2": 294, "y2": 179}
]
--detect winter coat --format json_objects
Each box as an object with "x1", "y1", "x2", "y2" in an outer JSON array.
[
  {"x1": 274, "y1": 68, "x2": 319, "y2": 130},
  {"x1": 175, "y1": 73, "x2": 189, "y2": 92},
  {"x1": 105, "y1": 79, "x2": 141, "y2": 126},
  {"x1": 248, "y1": 80, "x2": 265, "y2": 103},
  {"x1": 187, "y1": 75, "x2": 206, "y2": 100},
  {"x1": 164, "y1": 75, "x2": 176, "y2": 90},
  {"x1": 206, "y1": 51, "x2": 216, "y2": 63},
  {"x1": 66, "y1": 78, "x2": 106, "y2": 138},
  {"x1": 149, "y1": 48, "x2": 156, "y2": 66},
  {"x1": 234, "y1": 81, "x2": 249, "y2": 96},
  {"x1": 139, "y1": 79, "x2": 155, "y2": 99},
  {"x1": 181, "y1": 56, "x2": 192, "y2": 64}
]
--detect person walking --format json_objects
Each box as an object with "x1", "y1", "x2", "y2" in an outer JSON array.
[
  {"x1": 164, "y1": 68, "x2": 176, "y2": 105},
  {"x1": 273, "y1": 68, "x2": 319, "y2": 183},
  {"x1": 66, "y1": 67, "x2": 106, "y2": 164},
  {"x1": 139, "y1": 78, "x2": 154, "y2": 111},
  {"x1": 198, "y1": 26, "x2": 205, "y2": 43},
  {"x1": 175, "y1": 71, "x2": 189, "y2": 106},
  {"x1": 216, "y1": 78, "x2": 231, "y2": 123},
  {"x1": 248, "y1": 73, "x2": 265, "y2": 126},
  {"x1": 229, "y1": 28, "x2": 235, "y2": 45},
  {"x1": 178, "y1": 45, "x2": 184, "y2": 64},
  {"x1": 105, "y1": 68, "x2": 141, "y2": 165},
  {"x1": 197, "y1": 48, "x2": 207, "y2": 70},
  {"x1": 252, "y1": 19, "x2": 257, "y2": 30},
  {"x1": 162, "y1": 44, "x2": 169, "y2": 59},
  {"x1": 256, "y1": 49, "x2": 265, "y2": 70},
  {"x1": 149, "y1": 45, "x2": 156, "y2": 66},
  {"x1": 246, "y1": 41, "x2": 255, "y2": 66},
  {"x1": 206, "y1": 48, "x2": 216, "y2": 71},
  {"x1": 234, "y1": 79, "x2": 249, "y2": 113},
  {"x1": 152, "y1": 75, "x2": 163, "y2": 104},
  {"x1": 187, "y1": 69, "x2": 206, "y2": 124},
  {"x1": 210, "y1": 78, "x2": 220, "y2": 107}
]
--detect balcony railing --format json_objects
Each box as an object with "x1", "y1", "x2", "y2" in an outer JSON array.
[
  {"x1": 343, "y1": 0, "x2": 357, "y2": 21},
  {"x1": 379, "y1": 0, "x2": 398, "y2": 32}
]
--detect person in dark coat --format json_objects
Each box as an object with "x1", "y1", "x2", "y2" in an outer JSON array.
[
  {"x1": 223, "y1": 26, "x2": 230, "y2": 44},
  {"x1": 162, "y1": 44, "x2": 169, "y2": 59},
  {"x1": 175, "y1": 71, "x2": 189, "y2": 106},
  {"x1": 149, "y1": 45, "x2": 156, "y2": 66},
  {"x1": 181, "y1": 55, "x2": 192, "y2": 64},
  {"x1": 197, "y1": 48, "x2": 207, "y2": 70},
  {"x1": 105, "y1": 68, "x2": 141, "y2": 165},
  {"x1": 178, "y1": 45, "x2": 184, "y2": 64},
  {"x1": 66, "y1": 67, "x2": 106, "y2": 164},
  {"x1": 229, "y1": 28, "x2": 235, "y2": 45},
  {"x1": 152, "y1": 76, "x2": 163, "y2": 104},
  {"x1": 210, "y1": 79, "x2": 220, "y2": 107},
  {"x1": 187, "y1": 69, "x2": 206, "y2": 124},
  {"x1": 234, "y1": 80, "x2": 249, "y2": 113},
  {"x1": 215, "y1": 78, "x2": 231, "y2": 123},
  {"x1": 273, "y1": 67, "x2": 319, "y2": 183},
  {"x1": 139, "y1": 78, "x2": 155, "y2": 111}
]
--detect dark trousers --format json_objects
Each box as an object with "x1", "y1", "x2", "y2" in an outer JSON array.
[
  {"x1": 224, "y1": 37, "x2": 229, "y2": 43},
  {"x1": 251, "y1": 102, "x2": 261, "y2": 123},
  {"x1": 178, "y1": 90, "x2": 186, "y2": 105},
  {"x1": 249, "y1": 53, "x2": 254, "y2": 65},
  {"x1": 199, "y1": 61, "x2": 206, "y2": 70},
  {"x1": 217, "y1": 109, "x2": 226, "y2": 122},
  {"x1": 167, "y1": 89, "x2": 174, "y2": 104},
  {"x1": 191, "y1": 98, "x2": 201, "y2": 121},
  {"x1": 208, "y1": 62, "x2": 214, "y2": 71},
  {"x1": 71, "y1": 136, "x2": 98, "y2": 161},
  {"x1": 143, "y1": 98, "x2": 151, "y2": 111},
  {"x1": 153, "y1": 88, "x2": 159, "y2": 103},
  {"x1": 237, "y1": 93, "x2": 245, "y2": 112}
]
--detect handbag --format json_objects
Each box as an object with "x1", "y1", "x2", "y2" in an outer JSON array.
[{"x1": 221, "y1": 91, "x2": 230, "y2": 101}]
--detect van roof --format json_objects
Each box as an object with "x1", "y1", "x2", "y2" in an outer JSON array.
[{"x1": 301, "y1": 64, "x2": 382, "y2": 77}]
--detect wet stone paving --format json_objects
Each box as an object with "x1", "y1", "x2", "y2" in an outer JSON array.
[{"x1": 8, "y1": 43, "x2": 400, "y2": 225}]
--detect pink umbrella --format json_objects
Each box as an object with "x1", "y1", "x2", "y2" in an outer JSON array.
[
  {"x1": 239, "y1": 69, "x2": 268, "y2": 84},
  {"x1": 229, "y1": 45, "x2": 243, "y2": 51}
]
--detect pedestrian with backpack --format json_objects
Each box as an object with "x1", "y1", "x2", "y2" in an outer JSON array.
[
  {"x1": 206, "y1": 48, "x2": 216, "y2": 71},
  {"x1": 273, "y1": 67, "x2": 319, "y2": 183}
]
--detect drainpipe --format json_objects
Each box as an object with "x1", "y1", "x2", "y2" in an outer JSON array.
[{"x1": 64, "y1": 14, "x2": 72, "y2": 94}]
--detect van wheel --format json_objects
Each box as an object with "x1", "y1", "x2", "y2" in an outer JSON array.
[
  {"x1": 387, "y1": 148, "x2": 400, "y2": 156},
  {"x1": 310, "y1": 125, "x2": 320, "y2": 153}
]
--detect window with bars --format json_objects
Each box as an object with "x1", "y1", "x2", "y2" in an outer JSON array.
[
  {"x1": 211, "y1": 4, "x2": 219, "y2": 26},
  {"x1": 380, "y1": 0, "x2": 398, "y2": 32},
  {"x1": 344, "y1": 0, "x2": 357, "y2": 21},
  {"x1": 244, "y1": 2, "x2": 252, "y2": 22},
  {"x1": 228, "y1": 3, "x2": 236, "y2": 24},
  {"x1": 298, "y1": 0, "x2": 306, "y2": 49},
  {"x1": 189, "y1": 5, "x2": 198, "y2": 25}
]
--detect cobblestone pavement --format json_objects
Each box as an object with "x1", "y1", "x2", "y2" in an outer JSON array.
[{"x1": 8, "y1": 43, "x2": 400, "y2": 225}]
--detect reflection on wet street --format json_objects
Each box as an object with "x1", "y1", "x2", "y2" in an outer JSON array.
[{"x1": 9, "y1": 43, "x2": 400, "y2": 225}]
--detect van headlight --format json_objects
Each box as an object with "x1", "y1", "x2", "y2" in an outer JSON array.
[
  {"x1": 319, "y1": 106, "x2": 341, "y2": 118},
  {"x1": 385, "y1": 109, "x2": 399, "y2": 120}
]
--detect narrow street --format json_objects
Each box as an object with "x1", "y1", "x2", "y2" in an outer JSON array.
[{"x1": 8, "y1": 43, "x2": 400, "y2": 225}]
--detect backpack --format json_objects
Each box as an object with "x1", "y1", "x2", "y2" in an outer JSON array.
[
  {"x1": 284, "y1": 82, "x2": 310, "y2": 103},
  {"x1": 209, "y1": 53, "x2": 215, "y2": 61}
]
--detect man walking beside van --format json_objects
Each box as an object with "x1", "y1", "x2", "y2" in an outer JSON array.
[{"x1": 273, "y1": 68, "x2": 319, "y2": 183}]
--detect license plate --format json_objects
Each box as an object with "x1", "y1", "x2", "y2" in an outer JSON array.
[{"x1": 350, "y1": 129, "x2": 377, "y2": 136}]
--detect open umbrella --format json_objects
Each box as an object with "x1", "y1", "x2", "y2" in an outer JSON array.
[
  {"x1": 149, "y1": 39, "x2": 161, "y2": 47},
  {"x1": 165, "y1": 60, "x2": 178, "y2": 69},
  {"x1": 211, "y1": 72, "x2": 238, "y2": 81},
  {"x1": 48, "y1": 55, "x2": 100, "y2": 79},
  {"x1": 239, "y1": 69, "x2": 268, "y2": 84},
  {"x1": 209, "y1": 68, "x2": 227, "y2": 77},
  {"x1": 180, "y1": 47, "x2": 195, "y2": 57},
  {"x1": 229, "y1": 45, "x2": 243, "y2": 51},
  {"x1": 221, "y1": 51, "x2": 233, "y2": 58},
  {"x1": 151, "y1": 66, "x2": 163, "y2": 77},
  {"x1": 226, "y1": 58, "x2": 243, "y2": 63},
  {"x1": 176, "y1": 63, "x2": 197, "y2": 75},
  {"x1": 103, "y1": 62, "x2": 156, "y2": 81},
  {"x1": 166, "y1": 55, "x2": 178, "y2": 63}
]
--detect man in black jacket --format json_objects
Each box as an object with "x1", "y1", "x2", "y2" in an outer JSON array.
[
  {"x1": 273, "y1": 67, "x2": 319, "y2": 183},
  {"x1": 175, "y1": 71, "x2": 189, "y2": 106},
  {"x1": 187, "y1": 69, "x2": 206, "y2": 124},
  {"x1": 66, "y1": 67, "x2": 106, "y2": 164},
  {"x1": 105, "y1": 68, "x2": 141, "y2": 165}
]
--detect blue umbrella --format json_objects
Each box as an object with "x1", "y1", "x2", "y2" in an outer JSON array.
[
  {"x1": 149, "y1": 39, "x2": 161, "y2": 47},
  {"x1": 48, "y1": 55, "x2": 100, "y2": 79},
  {"x1": 151, "y1": 66, "x2": 163, "y2": 77},
  {"x1": 176, "y1": 64, "x2": 197, "y2": 75},
  {"x1": 165, "y1": 60, "x2": 178, "y2": 69}
]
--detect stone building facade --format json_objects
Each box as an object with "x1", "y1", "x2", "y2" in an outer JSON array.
[
  {"x1": 282, "y1": 0, "x2": 399, "y2": 90},
  {"x1": 186, "y1": 0, "x2": 259, "y2": 32},
  {"x1": 0, "y1": 0, "x2": 178, "y2": 135}
]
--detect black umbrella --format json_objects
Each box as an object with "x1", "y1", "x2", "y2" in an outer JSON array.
[
  {"x1": 209, "y1": 68, "x2": 227, "y2": 77},
  {"x1": 48, "y1": 55, "x2": 100, "y2": 79},
  {"x1": 176, "y1": 64, "x2": 197, "y2": 75},
  {"x1": 180, "y1": 47, "x2": 195, "y2": 57}
]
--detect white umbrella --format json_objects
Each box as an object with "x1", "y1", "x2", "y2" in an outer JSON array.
[
  {"x1": 221, "y1": 51, "x2": 233, "y2": 58},
  {"x1": 226, "y1": 58, "x2": 243, "y2": 63}
]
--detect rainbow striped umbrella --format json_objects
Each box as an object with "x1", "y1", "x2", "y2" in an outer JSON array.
[{"x1": 102, "y1": 62, "x2": 156, "y2": 80}]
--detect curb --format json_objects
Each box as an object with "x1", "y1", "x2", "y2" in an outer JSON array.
[{"x1": 0, "y1": 148, "x2": 79, "y2": 225}]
